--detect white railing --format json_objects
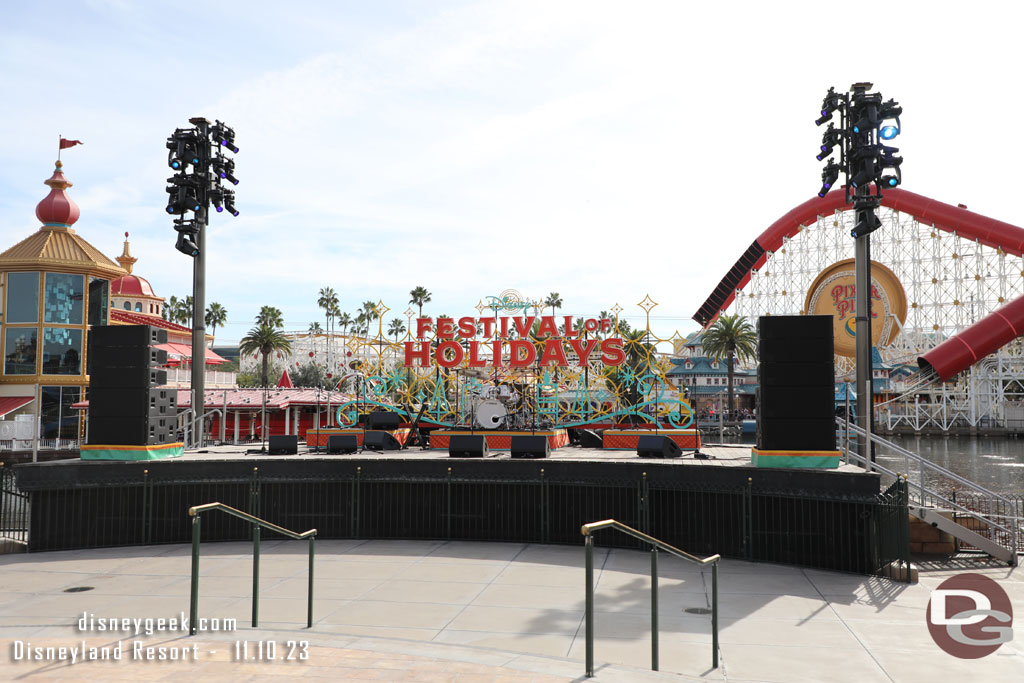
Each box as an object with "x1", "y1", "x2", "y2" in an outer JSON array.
[
  {"x1": 162, "y1": 368, "x2": 237, "y2": 388},
  {"x1": 0, "y1": 438, "x2": 80, "y2": 452}
]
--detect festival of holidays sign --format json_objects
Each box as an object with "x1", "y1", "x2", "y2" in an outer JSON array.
[
  {"x1": 404, "y1": 315, "x2": 625, "y2": 368},
  {"x1": 803, "y1": 259, "x2": 908, "y2": 358}
]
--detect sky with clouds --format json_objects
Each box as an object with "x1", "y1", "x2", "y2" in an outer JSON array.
[{"x1": 2, "y1": 1, "x2": 1021, "y2": 345}]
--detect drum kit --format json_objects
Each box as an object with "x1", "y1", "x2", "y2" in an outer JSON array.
[{"x1": 469, "y1": 384, "x2": 535, "y2": 430}]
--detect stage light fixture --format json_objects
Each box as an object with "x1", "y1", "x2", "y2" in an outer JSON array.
[
  {"x1": 175, "y1": 231, "x2": 199, "y2": 256},
  {"x1": 880, "y1": 125, "x2": 899, "y2": 140},
  {"x1": 850, "y1": 212, "x2": 882, "y2": 238},
  {"x1": 818, "y1": 159, "x2": 840, "y2": 197}
]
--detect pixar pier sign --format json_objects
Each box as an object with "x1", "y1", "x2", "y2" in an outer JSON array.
[{"x1": 403, "y1": 315, "x2": 625, "y2": 369}]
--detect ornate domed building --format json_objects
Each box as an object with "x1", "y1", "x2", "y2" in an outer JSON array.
[
  {"x1": 0, "y1": 161, "x2": 126, "y2": 443},
  {"x1": 110, "y1": 234, "x2": 165, "y2": 318}
]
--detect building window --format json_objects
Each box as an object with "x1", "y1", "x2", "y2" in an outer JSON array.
[
  {"x1": 88, "y1": 277, "x2": 109, "y2": 327},
  {"x1": 5, "y1": 271, "x2": 39, "y2": 323},
  {"x1": 4, "y1": 327, "x2": 37, "y2": 374},
  {"x1": 135, "y1": 302, "x2": 143, "y2": 312},
  {"x1": 124, "y1": 301, "x2": 131, "y2": 310},
  {"x1": 41, "y1": 386, "x2": 81, "y2": 439},
  {"x1": 44, "y1": 273, "x2": 84, "y2": 325},
  {"x1": 149, "y1": 303, "x2": 154, "y2": 313},
  {"x1": 42, "y1": 327, "x2": 82, "y2": 375}
]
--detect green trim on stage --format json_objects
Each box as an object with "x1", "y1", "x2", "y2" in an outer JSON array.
[
  {"x1": 751, "y1": 449, "x2": 840, "y2": 469},
  {"x1": 81, "y1": 443, "x2": 184, "y2": 461}
]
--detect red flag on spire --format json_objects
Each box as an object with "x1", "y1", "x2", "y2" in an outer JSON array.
[{"x1": 59, "y1": 138, "x2": 83, "y2": 149}]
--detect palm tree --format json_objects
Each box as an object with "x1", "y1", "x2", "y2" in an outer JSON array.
[
  {"x1": 317, "y1": 287, "x2": 338, "y2": 347},
  {"x1": 700, "y1": 313, "x2": 758, "y2": 418},
  {"x1": 545, "y1": 292, "x2": 563, "y2": 318},
  {"x1": 337, "y1": 311, "x2": 352, "y2": 338},
  {"x1": 361, "y1": 300, "x2": 380, "y2": 336},
  {"x1": 409, "y1": 286, "x2": 431, "y2": 319},
  {"x1": 308, "y1": 321, "x2": 322, "y2": 362},
  {"x1": 164, "y1": 295, "x2": 179, "y2": 322},
  {"x1": 205, "y1": 302, "x2": 227, "y2": 343},
  {"x1": 353, "y1": 312, "x2": 367, "y2": 338},
  {"x1": 239, "y1": 322, "x2": 293, "y2": 387},
  {"x1": 256, "y1": 305, "x2": 283, "y2": 329},
  {"x1": 388, "y1": 318, "x2": 406, "y2": 341}
]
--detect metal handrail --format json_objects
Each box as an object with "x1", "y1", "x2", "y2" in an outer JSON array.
[
  {"x1": 178, "y1": 408, "x2": 224, "y2": 449},
  {"x1": 580, "y1": 519, "x2": 720, "y2": 677},
  {"x1": 839, "y1": 419, "x2": 1019, "y2": 560},
  {"x1": 187, "y1": 500, "x2": 316, "y2": 635}
]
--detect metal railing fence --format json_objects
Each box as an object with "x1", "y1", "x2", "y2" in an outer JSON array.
[
  {"x1": 10, "y1": 465, "x2": 910, "y2": 580},
  {"x1": 0, "y1": 462, "x2": 29, "y2": 545},
  {"x1": 839, "y1": 418, "x2": 1019, "y2": 562}
]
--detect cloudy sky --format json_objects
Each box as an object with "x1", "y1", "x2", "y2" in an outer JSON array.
[{"x1": 2, "y1": 1, "x2": 1020, "y2": 345}]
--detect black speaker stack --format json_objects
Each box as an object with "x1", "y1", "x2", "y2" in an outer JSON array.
[
  {"x1": 756, "y1": 316, "x2": 835, "y2": 451},
  {"x1": 88, "y1": 325, "x2": 175, "y2": 446}
]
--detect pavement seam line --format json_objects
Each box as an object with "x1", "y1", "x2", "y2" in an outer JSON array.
[{"x1": 802, "y1": 566, "x2": 895, "y2": 683}]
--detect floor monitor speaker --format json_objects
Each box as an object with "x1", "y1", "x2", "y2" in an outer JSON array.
[
  {"x1": 326, "y1": 434, "x2": 359, "y2": 454},
  {"x1": 448, "y1": 434, "x2": 489, "y2": 458},
  {"x1": 510, "y1": 435, "x2": 549, "y2": 459},
  {"x1": 636, "y1": 435, "x2": 682, "y2": 459},
  {"x1": 578, "y1": 429, "x2": 603, "y2": 449},
  {"x1": 363, "y1": 431, "x2": 401, "y2": 451},
  {"x1": 267, "y1": 435, "x2": 299, "y2": 455}
]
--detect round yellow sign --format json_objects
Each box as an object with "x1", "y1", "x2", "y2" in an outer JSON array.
[{"x1": 803, "y1": 259, "x2": 907, "y2": 358}]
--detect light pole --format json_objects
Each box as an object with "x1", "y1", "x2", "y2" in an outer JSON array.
[{"x1": 814, "y1": 83, "x2": 903, "y2": 466}]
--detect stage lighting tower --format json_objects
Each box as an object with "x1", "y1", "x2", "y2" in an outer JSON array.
[
  {"x1": 163, "y1": 118, "x2": 240, "y2": 446},
  {"x1": 813, "y1": 83, "x2": 904, "y2": 465}
]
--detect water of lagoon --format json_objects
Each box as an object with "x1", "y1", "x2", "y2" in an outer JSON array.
[{"x1": 714, "y1": 432, "x2": 1024, "y2": 496}]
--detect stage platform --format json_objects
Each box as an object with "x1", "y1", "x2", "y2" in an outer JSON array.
[
  {"x1": 16, "y1": 442, "x2": 879, "y2": 498},
  {"x1": 12, "y1": 441, "x2": 899, "y2": 576}
]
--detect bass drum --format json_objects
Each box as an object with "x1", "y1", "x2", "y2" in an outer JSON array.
[{"x1": 475, "y1": 400, "x2": 508, "y2": 430}]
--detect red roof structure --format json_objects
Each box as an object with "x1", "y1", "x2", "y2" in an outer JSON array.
[
  {"x1": 0, "y1": 396, "x2": 34, "y2": 418},
  {"x1": 277, "y1": 368, "x2": 294, "y2": 388},
  {"x1": 110, "y1": 309, "x2": 191, "y2": 333}
]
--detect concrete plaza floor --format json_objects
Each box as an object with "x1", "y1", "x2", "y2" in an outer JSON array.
[{"x1": 1, "y1": 539, "x2": 1022, "y2": 682}]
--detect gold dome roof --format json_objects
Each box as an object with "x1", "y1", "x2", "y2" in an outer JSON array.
[{"x1": 0, "y1": 161, "x2": 125, "y2": 280}]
